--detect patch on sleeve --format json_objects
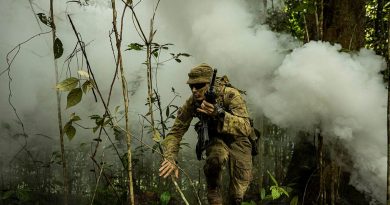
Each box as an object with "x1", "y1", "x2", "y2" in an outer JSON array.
[{"x1": 228, "y1": 92, "x2": 235, "y2": 100}]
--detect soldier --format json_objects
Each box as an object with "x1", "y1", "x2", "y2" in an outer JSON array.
[{"x1": 159, "y1": 63, "x2": 253, "y2": 205}]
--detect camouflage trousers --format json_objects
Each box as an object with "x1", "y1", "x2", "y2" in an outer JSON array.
[{"x1": 203, "y1": 136, "x2": 252, "y2": 205}]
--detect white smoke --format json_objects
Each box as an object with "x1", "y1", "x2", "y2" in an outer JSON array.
[
  {"x1": 262, "y1": 41, "x2": 387, "y2": 202},
  {"x1": 157, "y1": 1, "x2": 387, "y2": 203},
  {"x1": 0, "y1": 0, "x2": 387, "y2": 203}
]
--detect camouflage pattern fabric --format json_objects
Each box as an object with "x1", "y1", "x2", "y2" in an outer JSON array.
[
  {"x1": 161, "y1": 82, "x2": 252, "y2": 202},
  {"x1": 186, "y1": 63, "x2": 213, "y2": 84}
]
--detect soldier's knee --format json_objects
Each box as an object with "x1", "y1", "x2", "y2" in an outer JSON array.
[
  {"x1": 207, "y1": 157, "x2": 222, "y2": 167},
  {"x1": 204, "y1": 157, "x2": 222, "y2": 174}
]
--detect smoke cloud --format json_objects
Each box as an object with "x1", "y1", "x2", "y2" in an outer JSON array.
[
  {"x1": 262, "y1": 42, "x2": 387, "y2": 202},
  {"x1": 0, "y1": 0, "x2": 386, "y2": 203}
]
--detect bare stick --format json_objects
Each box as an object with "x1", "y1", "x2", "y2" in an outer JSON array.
[
  {"x1": 50, "y1": 1, "x2": 69, "y2": 204},
  {"x1": 111, "y1": 0, "x2": 135, "y2": 203}
]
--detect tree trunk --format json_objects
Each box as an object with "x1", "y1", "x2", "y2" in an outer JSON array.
[
  {"x1": 322, "y1": 0, "x2": 365, "y2": 49},
  {"x1": 306, "y1": 0, "x2": 365, "y2": 49}
]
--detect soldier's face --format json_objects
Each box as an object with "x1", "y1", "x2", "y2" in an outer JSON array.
[{"x1": 190, "y1": 83, "x2": 209, "y2": 101}]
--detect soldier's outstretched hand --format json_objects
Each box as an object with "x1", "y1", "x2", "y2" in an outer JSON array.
[{"x1": 159, "y1": 159, "x2": 179, "y2": 178}]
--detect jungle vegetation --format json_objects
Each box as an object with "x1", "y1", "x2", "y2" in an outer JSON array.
[{"x1": 0, "y1": 0, "x2": 389, "y2": 205}]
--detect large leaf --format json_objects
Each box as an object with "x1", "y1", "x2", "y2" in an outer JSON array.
[
  {"x1": 64, "y1": 123, "x2": 76, "y2": 141},
  {"x1": 82, "y1": 80, "x2": 93, "y2": 93},
  {"x1": 271, "y1": 187, "x2": 281, "y2": 200},
  {"x1": 56, "y1": 77, "x2": 79, "y2": 91},
  {"x1": 267, "y1": 170, "x2": 279, "y2": 186},
  {"x1": 67, "y1": 88, "x2": 82, "y2": 108},
  {"x1": 54, "y1": 38, "x2": 63, "y2": 59},
  {"x1": 160, "y1": 191, "x2": 171, "y2": 205},
  {"x1": 260, "y1": 188, "x2": 266, "y2": 200}
]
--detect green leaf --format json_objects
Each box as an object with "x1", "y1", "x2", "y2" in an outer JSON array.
[
  {"x1": 67, "y1": 88, "x2": 82, "y2": 108},
  {"x1": 160, "y1": 191, "x2": 171, "y2": 205},
  {"x1": 89, "y1": 114, "x2": 101, "y2": 120},
  {"x1": 179, "y1": 53, "x2": 191, "y2": 57},
  {"x1": 114, "y1": 105, "x2": 121, "y2": 114},
  {"x1": 73, "y1": 116, "x2": 81, "y2": 121},
  {"x1": 267, "y1": 170, "x2": 278, "y2": 186},
  {"x1": 260, "y1": 188, "x2": 266, "y2": 200},
  {"x1": 82, "y1": 80, "x2": 93, "y2": 93},
  {"x1": 165, "y1": 106, "x2": 170, "y2": 117},
  {"x1": 174, "y1": 58, "x2": 182, "y2": 63},
  {"x1": 54, "y1": 38, "x2": 63, "y2": 59},
  {"x1": 279, "y1": 187, "x2": 289, "y2": 197},
  {"x1": 37, "y1": 13, "x2": 52, "y2": 28},
  {"x1": 103, "y1": 118, "x2": 112, "y2": 126},
  {"x1": 64, "y1": 123, "x2": 76, "y2": 140},
  {"x1": 126, "y1": 43, "x2": 144, "y2": 51},
  {"x1": 56, "y1": 77, "x2": 79, "y2": 91},
  {"x1": 290, "y1": 195, "x2": 298, "y2": 205},
  {"x1": 271, "y1": 188, "x2": 281, "y2": 200},
  {"x1": 152, "y1": 48, "x2": 159, "y2": 58},
  {"x1": 153, "y1": 51, "x2": 158, "y2": 58},
  {"x1": 384, "y1": 1, "x2": 390, "y2": 9},
  {"x1": 151, "y1": 42, "x2": 160, "y2": 47},
  {"x1": 93, "y1": 126, "x2": 99, "y2": 133},
  {"x1": 70, "y1": 113, "x2": 81, "y2": 122},
  {"x1": 96, "y1": 118, "x2": 104, "y2": 126}
]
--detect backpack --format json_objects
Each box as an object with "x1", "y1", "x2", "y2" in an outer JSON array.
[{"x1": 217, "y1": 75, "x2": 261, "y2": 156}]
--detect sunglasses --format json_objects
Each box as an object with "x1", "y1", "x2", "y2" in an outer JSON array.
[{"x1": 189, "y1": 83, "x2": 206, "y2": 90}]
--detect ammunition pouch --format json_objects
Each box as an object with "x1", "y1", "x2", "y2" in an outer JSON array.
[
  {"x1": 249, "y1": 119, "x2": 261, "y2": 156},
  {"x1": 195, "y1": 121, "x2": 203, "y2": 160}
]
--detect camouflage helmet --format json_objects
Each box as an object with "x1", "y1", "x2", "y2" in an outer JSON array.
[{"x1": 187, "y1": 63, "x2": 213, "y2": 84}]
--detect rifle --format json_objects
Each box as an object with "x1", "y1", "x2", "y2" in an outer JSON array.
[{"x1": 195, "y1": 69, "x2": 218, "y2": 160}]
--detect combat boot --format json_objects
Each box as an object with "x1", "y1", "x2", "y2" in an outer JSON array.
[
  {"x1": 230, "y1": 197, "x2": 242, "y2": 205},
  {"x1": 207, "y1": 188, "x2": 223, "y2": 205}
]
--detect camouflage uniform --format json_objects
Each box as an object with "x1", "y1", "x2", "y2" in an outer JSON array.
[{"x1": 162, "y1": 64, "x2": 252, "y2": 205}]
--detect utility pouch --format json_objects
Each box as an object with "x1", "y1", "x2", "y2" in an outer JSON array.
[
  {"x1": 249, "y1": 119, "x2": 261, "y2": 156},
  {"x1": 194, "y1": 121, "x2": 205, "y2": 160}
]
